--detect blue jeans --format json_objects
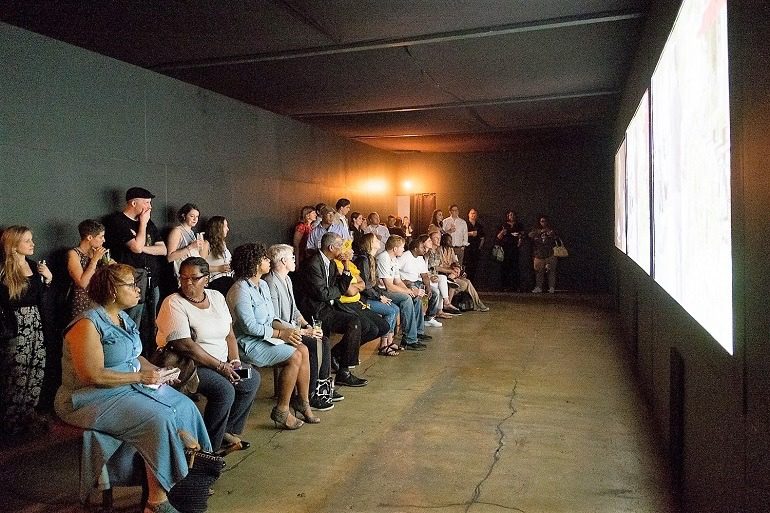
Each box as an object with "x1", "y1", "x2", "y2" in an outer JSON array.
[
  {"x1": 196, "y1": 366, "x2": 261, "y2": 452},
  {"x1": 365, "y1": 299, "x2": 399, "y2": 333},
  {"x1": 384, "y1": 291, "x2": 424, "y2": 343}
]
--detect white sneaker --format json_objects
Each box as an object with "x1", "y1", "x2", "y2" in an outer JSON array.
[
  {"x1": 532, "y1": 287, "x2": 542, "y2": 293},
  {"x1": 424, "y1": 318, "x2": 443, "y2": 327}
]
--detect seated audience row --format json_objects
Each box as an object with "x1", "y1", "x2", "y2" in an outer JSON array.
[{"x1": 0, "y1": 190, "x2": 504, "y2": 513}]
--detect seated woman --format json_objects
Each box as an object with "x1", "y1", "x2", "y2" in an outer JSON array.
[
  {"x1": 166, "y1": 203, "x2": 209, "y2": 279},
  {"x1": 335, "y1": 239, "x2": 390, "y2": 348},
  {"x1": 426, "y1": 228, "x2": 463, "y2": 316},
  {"x1": 54, "y1": 264, "x2": 211, "y2": 513},
  {"x1": 437, "y1": 233, "x2": 490, "y2": 312},
  {"x1": 263, "y1": 244, "x2": 334, "y2": 411},
  {"x1": 67, "y1": 219, "x2": 111, "y2": 320},
  {"x1": 204, "y1": 216, "x2": 234, "y2": 296},
  {"x1": 226, "y1": 243, "x2": 318, "y2": 429},
  {"x1": 353, "y1": 233, "x2": 400, "y2": 356},
  {"x1": 156, "y1": 257, "x2": 260, "y2": 455}
]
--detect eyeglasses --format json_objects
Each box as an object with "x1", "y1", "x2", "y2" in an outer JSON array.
[
  {"x1": 117, "y1": 279, "x2": 141, "y2": 288},
  {"x1": 179, "y1": 274, "x2": 208, "y2": 282}
]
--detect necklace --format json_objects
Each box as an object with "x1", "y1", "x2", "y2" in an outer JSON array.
[{"x1": 180, "y1": 291, "x2": 207, "y2": 304}]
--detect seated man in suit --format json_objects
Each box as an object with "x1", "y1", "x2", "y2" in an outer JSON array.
[{"x1": 294, "y1": 232, "x2": 368, "y2": 387}]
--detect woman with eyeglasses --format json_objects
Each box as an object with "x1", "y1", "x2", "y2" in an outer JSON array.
[
  {"x1": 1, "y1": 225, "x2": 53, "y2": 437},
  {"x1": 156, "y1": 257, "x2": 260, "y2": 455},
  {"x1": 226, "y1": 243, "x2": 317, "y2": 430},
  {"x1": 55, "y1": 264, "x2": 211, "y2": 513}
]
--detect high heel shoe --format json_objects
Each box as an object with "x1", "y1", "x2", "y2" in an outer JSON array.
[
  {"x1": 291, "y1": 398, "x2": 321, "y2": 424},
  {"x1": 270, "y1": 406, "x2": 304, "y2": 430}
]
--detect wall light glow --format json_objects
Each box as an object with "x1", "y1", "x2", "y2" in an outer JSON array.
[{"x1": 403, "y1": 180, "x2": 413, "y2": 191}]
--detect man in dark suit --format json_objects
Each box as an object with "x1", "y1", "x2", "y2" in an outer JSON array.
[{"x1": 295, "y1": 232, "x2": 367, "y2": 387}]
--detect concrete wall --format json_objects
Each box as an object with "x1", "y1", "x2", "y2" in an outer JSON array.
[
  {"x1": 0, "y1": 23, "x2": 399, "y2": 258},
  {"x1": 612, "y1": 2, "x2": 770, "y2": 511}
]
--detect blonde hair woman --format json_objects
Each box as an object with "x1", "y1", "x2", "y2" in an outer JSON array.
[{"x1": 0, "y1": 226, "x2": 52, "y2": 436}]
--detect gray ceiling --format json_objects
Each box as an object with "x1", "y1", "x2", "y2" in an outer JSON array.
[{"x1": 2, "y1": 1, "x2": 649, "y2": 152}]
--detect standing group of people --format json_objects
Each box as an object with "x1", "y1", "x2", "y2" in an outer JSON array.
[{"x1": 429, "y1": 206, "x2": 563, "y2": 294}]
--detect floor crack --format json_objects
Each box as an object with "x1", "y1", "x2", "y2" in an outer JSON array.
[{"x1": 465, "y1": 380, "x2": 524, "y2": 513}]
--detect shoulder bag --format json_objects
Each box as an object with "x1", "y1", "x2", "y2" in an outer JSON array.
[{"x1": 553, "y1": 239, "x2": 569, "y2": 258}]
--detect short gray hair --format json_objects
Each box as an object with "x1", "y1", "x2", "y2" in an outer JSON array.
[{"x1": 267, "y1": 244, "x2": 294, "y2": 265}]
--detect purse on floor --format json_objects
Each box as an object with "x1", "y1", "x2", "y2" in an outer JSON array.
[{"x1": 168, "y1": 448, "x2": 226, "y2": 513}]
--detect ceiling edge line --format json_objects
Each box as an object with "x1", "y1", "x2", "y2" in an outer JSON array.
[
  {"x1": 151, "y1": 11, "x2": 645, "y2": 71},
  {"x1": 293, "y1": 90, "x2": 621, "y2": 118}
]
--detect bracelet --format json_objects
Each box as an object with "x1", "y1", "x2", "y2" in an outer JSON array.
[
  {"x1": 229, "y1": 359, "x2": 241, "y2": 366},
  {"x1": 216, "y1": 361, "x2": 226, "y2": 372}
]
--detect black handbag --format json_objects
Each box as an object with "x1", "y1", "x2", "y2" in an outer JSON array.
[
  {"x1": 0, "y1": 302, "x2": 18, "y2": 340},
  {"x1": 167, "y1": 449, "x2": 226, "y2": 513},
  {"x1": 134, "y1": 268, "x2": 150, "y2": 304},
  {"x1": 0, "y1": 282, "x2": 18, "y2": 340},
  {"x1": 148, "y1": 342, "x2": 199, "y2": 394}
]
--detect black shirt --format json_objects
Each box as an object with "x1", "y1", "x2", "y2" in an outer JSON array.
[{"x1": 104, "y1": 211, "x2": 163, "y2": 276}]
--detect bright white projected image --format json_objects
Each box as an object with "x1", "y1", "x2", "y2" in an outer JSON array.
[
  {"x1": 614, "y1": 139, "x2": 627, "y2": 253},
  {"x1": 626, "y1": 91, "x2": 651, "y2": 275},
  {"x1": 652, "y1": 0, "x2": 732, "y2": 352}
]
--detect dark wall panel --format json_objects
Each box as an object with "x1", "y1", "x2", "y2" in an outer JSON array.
[
  {"x1": 397, "y1": 131, "x2": 613, "y2": 293},
  {"x1": 0, "y1": 24, "x2": 399, "y2": 261}
]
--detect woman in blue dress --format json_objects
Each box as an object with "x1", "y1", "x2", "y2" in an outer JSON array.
[{"x1": 55, "y1": 263, "x2": 211, "y2": 513}]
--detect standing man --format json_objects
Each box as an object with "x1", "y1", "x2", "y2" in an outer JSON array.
[
  {"x1": 333, "y1": 198, "x2": 352, "y2": 240},
  {"x1": 307, "y1": 206, "x2": 348, "y2": 251},
  {"x1": 442, "y1": 204, "x2": 469, "y2": 266},
  {"x1": 465, "y1": 208, "x2": 485, "y2": 281},
  {"x1": 103, "y1": 187, "x2": 167, "y2": 354}
]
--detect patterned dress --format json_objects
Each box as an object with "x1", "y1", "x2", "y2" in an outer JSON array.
[
  {"x1": 0, "y1": 262, "x2": 47, "y2": 436},
  {"x1": 69, "y1": 247, "x2": 96, "y2": 320}
]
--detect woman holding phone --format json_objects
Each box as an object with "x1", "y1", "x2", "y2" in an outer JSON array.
[
  {"x1": 156, "y1": 257, "x2": 259, "y2": 454},
  {"x1": 0, "y1": 225, "x2": 53, "y2": 436}
]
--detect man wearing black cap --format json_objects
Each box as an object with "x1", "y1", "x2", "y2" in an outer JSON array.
[{"x1": 104, "y1": 187, "x2": 167, "y2": 354}]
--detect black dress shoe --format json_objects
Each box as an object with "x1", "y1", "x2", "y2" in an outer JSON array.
[
  {"x1": 310, "y1": 397, "x2": 334, "y2": 411},
  {"x1": 335, "y1": 370, "x2": 368, "y2": 387},
  {"x1": 417, "y1": 333, "x2": 432, "y2": 341},
  {"x1": 403, "y1": 341, "x2": 427, "y2": 351},
  {"x1": 332, "y1": 390, "x2": 345, "y2": 402}
]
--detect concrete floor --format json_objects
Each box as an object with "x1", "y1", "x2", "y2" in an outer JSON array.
[{"x1": 1, "y1": 294, "x2": 676, "y2": 513}]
